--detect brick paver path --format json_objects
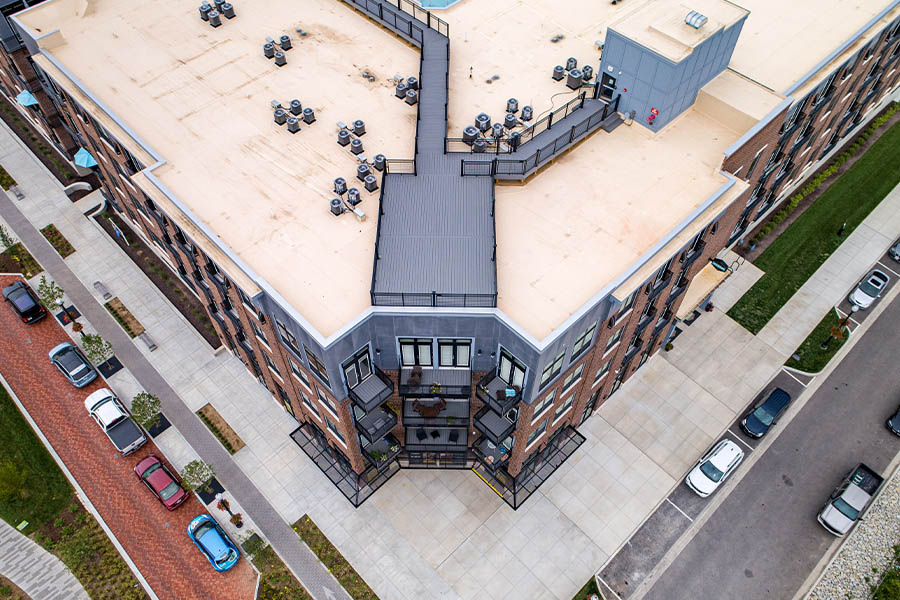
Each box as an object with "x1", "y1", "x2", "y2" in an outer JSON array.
[
  {"x1": 0, "y1": 274, "x2": 256, "y2": 600},
  {"x1": 0, "y1": 518, "x2": 89, "y2": 600}
]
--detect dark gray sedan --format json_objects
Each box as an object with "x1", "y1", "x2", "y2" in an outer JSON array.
[
  {"x1": 740, "y1": 387, "x2": 792, "y2": 438},
  {"x1": 49, "y1": 342, "x2": 97, "y2": 388},
  {"x1": 2, "y1": 280, "x2": 46, "y2": 324}
]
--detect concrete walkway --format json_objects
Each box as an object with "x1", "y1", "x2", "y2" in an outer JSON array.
[
  {"x1": 0, "y1": 519, "x2": 89, "y2": 600},
  {"x1": 0, "y1": 125, "x2": 350, "y2": 599}
]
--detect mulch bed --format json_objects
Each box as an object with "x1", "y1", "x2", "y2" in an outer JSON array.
[
  {"x1": 104, "y1": 297, "x2": 145, "y2": 338},
  {"x1": 0, "y1": 573, "x2": 29, "y2": 600},
  {"x1": 197, "y1": 403, "x2": 245, "y2": 455},
  {"x1": 0, "y1": 96, "x2": 79, "y2": 186},
  {"x1": 94, "y1": 210, "x2": 221, "y2": 349},
  {"x1": 0, "y1": 243, "x2": 42, "y2": 277},
  {"x1": 39, "y1": 224, "x2": 75, "y2": 258},
  {"x1": 738, "y1": 104, "x2": 900, "y2": 258}
]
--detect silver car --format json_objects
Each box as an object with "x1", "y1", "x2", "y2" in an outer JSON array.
[
  {"x1": 49, "y1": 342, "x2": 98, "y2": 388},
  {"x1": 848, "y1": 269, "x2": 889, "y2": 309}
]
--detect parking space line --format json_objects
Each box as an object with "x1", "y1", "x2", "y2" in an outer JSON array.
[
  {"x1": 597, "y1": 576, "x2": 626, "y2": 600},
  {"x1": 835, "y1": 307, "x2": 846, "y2": 317},
  {"x1": 876, "y1": 261, "x2": 900, "y2": 278},
  {"x1": 724, "y1": 428, "x2": 755, "y2": 452},
  {"x1": 783, "y1": 368, "x2": 810, "y2": 387},
  {"x1": 666, "y1": 498, "x2": 694, "y2": 522}
]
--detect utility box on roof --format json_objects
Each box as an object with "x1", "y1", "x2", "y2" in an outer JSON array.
[{"x1": 598, "y1": 0, "x2": 749, "y2": 130}]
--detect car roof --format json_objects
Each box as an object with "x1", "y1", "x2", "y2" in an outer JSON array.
[
  {"x1": 2, "y1": 280, "x2": 24, "y2": 296},
  {"x1": 870, "y1": 270, "x2": 889, "y2": 284},
  {"x1": 84, "y1": 388, "x2": 116, "y2": 412},
  {"x1": 762, "y1": 388, "x2": 791, "y2": 410},
  {"x1": 709, "y1": 439, "x2": 743, "y2": 467},
  {"x1": 196, "y1": 522, "x2": 230, "y2": 560}
]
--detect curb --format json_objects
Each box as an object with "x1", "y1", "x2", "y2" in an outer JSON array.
[{"x1": 0, "y1": 372, "x2": 160, "y2": 600}]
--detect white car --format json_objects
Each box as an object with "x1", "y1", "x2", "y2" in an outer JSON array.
[
  {"x1": 685, "y1": 439, "x2": 744, "y2": 497},
  {"x1": 848, "y1": 269, "x2": 889, "y2": 309}
]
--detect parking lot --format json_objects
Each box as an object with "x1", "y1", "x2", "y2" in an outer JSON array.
[{"x1": 0, "y1": 274, "x2": 256, "y2": 600}]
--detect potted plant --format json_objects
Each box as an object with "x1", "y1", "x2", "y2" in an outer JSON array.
[
  {"x1": 368, "y1": 450, "x2": 386, "y2": 462},
  {"x1": 230, "y1": 512, "x2": 243, "y2": 528},
  {"x1": 217, "y1": 497, "x2": 232, "y2": 514},
  {"x1": 446, "y1": 416, "x2": 457, "y2": 425},
  {"x1": 429, "y1": 382, "x2": 442, "y2": 395}
]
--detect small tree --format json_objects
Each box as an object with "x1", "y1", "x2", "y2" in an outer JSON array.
[
  {"x1": 131, "y1": 392, "x2": 161, "y2": 430},
  {"x1": 180, "y1": 460, "x2": 215, "y2": 494},
  {"x1": 0, "y1": 461, "x2": 27, "y2": 500},
  {"x1": 0, "y1": 224, "x2": 14, "y2": 252},
  {"x1": 79, "y1": 331, "x2": 113, "y2": 366},
  {"x1": 36, "y1": 275, "x2": 64, "y2": 309}
]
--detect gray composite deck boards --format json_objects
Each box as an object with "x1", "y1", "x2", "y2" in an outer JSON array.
[{"x1": 352, "y1": 0, "x2": 617, "y2": 305}]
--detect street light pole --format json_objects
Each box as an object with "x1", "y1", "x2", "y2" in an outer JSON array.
[
  {"x1": 56, "y1": 298, "x2": 75, "y2": 324},
  {"x1": 840, "y1": 305, "x2": 859, "y2": 329}
]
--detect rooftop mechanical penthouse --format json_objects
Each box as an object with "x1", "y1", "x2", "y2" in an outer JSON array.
[{"x1": 10, "y1": 0, "x2": 900, "y2": 507}]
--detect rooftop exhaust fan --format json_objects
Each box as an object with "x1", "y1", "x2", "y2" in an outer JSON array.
[
  {"x1": 685, "y1": 11, "x2": 708, "y2": 29},
  {"x1": 475, "y1": 113, "x2": 491, "y2": 132}
]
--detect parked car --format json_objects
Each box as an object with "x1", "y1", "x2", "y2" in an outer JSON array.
[
  {"x1": 48, "y1": 342, "x2": 97, "y2": 388},
  {"x1": 2, "y1": 280, "x2": 46, "y2": 324},
  {"x1": 740, "y1": 387, "x2": 792, "y2": 438},
  {"x1": 848, "y1": 269, "x2": 889, "y2": 309},
  {"x1": 890, "y1": 239, "x2": 900, "y2": 262},
  {"x1": 685, "y1": 439, "x2": 744, "y2": 497},
  {"x1": 886, "y1": 406, "x2": 900, "y2": 437},
  {"x1": 817, "y1": 463, "x2": 884, "y2": 536},
  {"x1": 187, "y1": 514, "x2": 240, "y2": 572},
  {"x1": 85, "y1": 388, "x2": 147, "y2": 456},
  {"x1": 134, "y1": 455, "x2": 188, "y2": 510}
]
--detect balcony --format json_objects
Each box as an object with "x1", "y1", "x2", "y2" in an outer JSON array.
[
  {"x1": 398, "y1": 367, "x2": 471, "y2": 398},
  {"x1": 348, "y1": 366, "x2": 394, "y2": 412},
  {"x1": 473, "y1": 405, "x2": 516, "y2": 444},
  {"x1": 475, "y1": 368, "x2": 523, "y2": 414},
  {"x1": 472, "y1": 436, "x2": 511, "y2": 473},
  {"x1": 681, "y1": 240, "x2": 706, "y2": 269},
  {"x1": 623, "y1": 337, "x2": 644, "y2": 364},
  {"x1": 362, "y1": 433, "x2": 402, "y2": 470},
  {"x1": 670, "y1": 279, "x2": 688, "y2": 302},
  {"x1": 634, "y1": 305, "x2": 658, "y2": 335},
  {"x1": 653, "y1": 308, "x2": 673, "y2": 335},
  {"x1": 355, "y1": 405, "x2": 398, "y2": 444},
  {"x1": 402, "y1": 398, "x2": 470, "y2": 426},
  {"x1": 646, "y1": 269, "x2": 673, "y2": 301},
  {"x1": 405, "y1": 426, "x2": 468, "y2": 452}
]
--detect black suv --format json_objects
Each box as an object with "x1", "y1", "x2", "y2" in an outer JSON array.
[{"x1": 2, "y1": 280, "x2": 47, "y2": 324}]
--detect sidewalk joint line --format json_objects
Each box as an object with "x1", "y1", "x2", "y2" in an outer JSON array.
[{"x1": 665, "y1": 498, "x2": 694, "y2": 522}]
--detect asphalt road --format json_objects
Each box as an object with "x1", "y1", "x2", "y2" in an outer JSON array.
[{"x1": 643, "y1": 292, "x2": 900, "y2": 600}]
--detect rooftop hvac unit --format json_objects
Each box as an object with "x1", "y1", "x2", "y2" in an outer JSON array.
[
  {"x1": 289, "y1": 99, "x2": 302, "y2": 115},
  {"x1": 274, "y1": 51, "x2": 287, "y2": 67},
  {"x1": 472, "y1": 138, "x2": 487, "y2": 153},
  {"x1": 373, "y1": 154, "x2": 386, "y2": 171},
  {"x1": 330, "y1": 198, "x2": 343, "y2": 216},
  {"x1": 395, "y1": 81, "x2": 408, "y2": 98},
  {"x1": 208, "y1": 10, "x2": 222, "y2": 27},
  {"x1": 506, "y1": 98, "x2": 518, "y2": 113},
  {"x1": 475, "y1": 112, "x2": 491, "y2": 132},
  {"x1": 337, "y1": 129, "x2": 351, "y2": 146},
  {"x1": 405, "y1": 90, "x2": 418, "y2": 105},
  {"x1": 582, "y1": 65, "x2": 593, "y2": 81},
  {"x1": 273, "y1": 108, "x2": 287, "y2": 125},
  {"x1": 503, "y1": 113, "x2": 517, "y2": 129},
  {"x1": 406, "y1": 76, "x2": 419, "y2": 90},
  {"x1": 685, "y1": 11, "x2": 708, "y2": 28},
  {"x1": 357, "y1": 163, "x2": 371, "y2": 181},
  {"x1": 199, "y1": 3, "x2": 211, "y2": 20},
  {"x1": 280, "y1": 35, "x2": 291, "y2": 49},
  {"x1": 286, "y1": 117, "x2": 300, "y2": 133},
  {"x1": 491, "y1": 123, "x2": 504, "y2": 138},
  {"x1": 221, "y1": 2, "x2": 235, "y2": 18},
  {"x1": 353, "y1": 120, "x2": 366, "y2": 136},
  {"x1": 350, "y1": 138, "x2": 364, "y2": 155},
  {"x1": 334, "y1": 177, "x2": 347, "y2": 194},
  {"x1": 263, "y1": 43, "x2": 275, "y2": 58},
  {"x1": 347, "y1": 188, "x2": 361, "y2": 205},
  {"x1": 566, "y1": 69, "x2": 583, "y2": 89},
  {"x1": 521, "y1": 105, "x2": 533, "y2": 121},
  {"x1": 302, "y1": 107, "x2": 316, "y2": 124},
  {"x1": 552, "y1": 65, "x2": 565, "y2": 81},
  {"x1": 213, "y1": 0, "x2": 224, "y2": 10},
  {"x1": 462, "y1": 125, "x2": 479, "y2": 144},
  {"x1": 566, "y1": 57, "x2": 577, "y2": 71},
  {"x1": 364, "y1": 174, "x2": 378, "y2": 192}
]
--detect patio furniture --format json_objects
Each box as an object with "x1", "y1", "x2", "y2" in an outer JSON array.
[
  {"x1": 416, "y1": 428, "x2": 427, "y2": 441},
  {"x1": 412, "y1": 399, "x2": 446, "y2": 419},
  {"x1": 448, "y1": 430, "x2": 459, "y2": 443},
  {"x1": 429, "y1": 430, "x2": 440, "y2": 439}
]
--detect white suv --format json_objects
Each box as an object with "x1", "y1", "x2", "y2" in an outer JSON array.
[{"x1": 685, "y1": 439, "x2": 744, "y2": 497}]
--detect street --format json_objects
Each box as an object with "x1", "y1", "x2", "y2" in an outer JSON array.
[{"x1": 642, "y1": 291, "x2": 900, "y2": 600}]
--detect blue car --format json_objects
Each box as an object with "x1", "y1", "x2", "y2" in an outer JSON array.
[
  {"x1": 740, "y1": 387, "x2": 792, "y2": 438},
  {"x1": 48, "y1": 342, "x2": 98, "y2": 388},
  {"x1": 187, "y1": 514, "x2": 240, "y2": 572}
]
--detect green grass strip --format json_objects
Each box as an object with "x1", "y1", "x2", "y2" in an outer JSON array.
[
  {"x1": 728, "y1": 118, "x2": 900, "y2": 334},
  {"x1": 784, "y1": 308, "x2": 849, "y2": 373},
  {"x1": 293, "y1": 515, "x2": 379, "y2": 600}
]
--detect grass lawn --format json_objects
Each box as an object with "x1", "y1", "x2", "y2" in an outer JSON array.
[
  {"x1": 246, "y1": 541, "x2": 313, "y2": 600},
  {"x1": 0, "y1": 384, "x2": 71, "y2": 534},
  {"x1": 572, "y1": 577, "x2": 602, "y2": 599},
  {"x1": 293, "y1": 515, "x2": 379, "y2": 600},
  {"x1": 728, "y1": 119, "x2": 900, "y2": 334},
  {"x1": 785, "y1": 309, "x2": 849, "y2": 373}
]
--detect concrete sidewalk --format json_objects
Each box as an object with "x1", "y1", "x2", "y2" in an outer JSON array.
[{"x1": 0, "y1": 518, "x2": 89, "y2": 600}]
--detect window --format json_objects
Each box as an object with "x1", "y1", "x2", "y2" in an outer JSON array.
[
  {"x1": 605, "y1": 328, "x2": 624, "y2": 352},
  {"x1": 438, "y1": 339, "x2": 471, "y2": 367},
  {"x1": 540, "y1": 349, "x2": 566, "y2": 388},
  {"x1": 593, "y1": 359, "x2": 612, "y2": 385},
  {"x1": 745, "y1": 149, "x2": 763, "y2": 180},
  {"x1": 263, "y1": 353, "x2": 281, "y2": 377},
  {"x1": 619, "y1": 290, "x2": 637, "y2": 317},
  {"x1": 561, "y1": 363, "x2": 584, "y2": 393},
  {"x1": 342, "y1": 347, "x2": 372, "y2": 389},
  {"x1": 532, "y1": 389, "x2": 556, "y2": 422},
  {"x1": 498, "y1": 348, "x2": 526, "y2": 388},
  {"x1": 710, "y1": 221, "x2": 718, "y2": 235},
  {"x1": 300, "y1": 390, "x2": 320, "y2": 419},
  {"x1": 237, "y1": 287, "x2": 254, "y2": 309},
  {"x1": 305, "y1": 345, "x2": 330, "y2": 386},
  {"x1": 276, "y1": 319, "x2": 302, "y2": 356},
  {"x1": 317, "y1": 386, "x2": 338, "y2": 416},
  {"x1": 325, "y1": 417, "x2": 345, "y2": 445},
  {"x1": 289, "y1": 358, "x2": 309, "y2": 386},
  {"x1": 399, "y1": 338, "x2": 432, "y2": 367},
  {"x1": 672, "y1": 270, "x2": 688, "y2": 290},
  {"x1": 526, "y1": 420, "x2": 547, "y2": 448},
  {"x1": 554, "y1": 395, "x2": 574, "y2": 422},
  {"x1": 251, "y1": 321, "x2": 268, "y2": 345},
  {"x1": 571, "y1": 321, "x2": 597, "y2": 359},
  {"x1": 274, "y1": 382, "x2": 290, "y2": 404}
]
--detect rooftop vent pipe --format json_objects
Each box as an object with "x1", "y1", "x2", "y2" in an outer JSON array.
[{"x1": 685, "y1": 11, "x2": 708, "y2": 28}]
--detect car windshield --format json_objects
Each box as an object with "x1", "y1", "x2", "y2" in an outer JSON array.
[
  {"x1": 859, "y1": 280, "x2": 882, "y2": 297},
  {"x1": 700, "y1": 461, "x2": 724, "y2": 482},
  {"x1": 752, "y1": 405, "x2": 775, "y2": 426},
  {"x1": 833, "y1": 497, "x2": 860, "y2": 521},
  {"x1": 195, "y1": 522, "x2": 215, "y2": 539},
  {"x1": 142, "y1": 463, "x2": 160, "y2": 478},
  {"x1": 216, "y1": 548, "x2": 237, "y2": 566},
  {"x1": 159, "y1": 481, "x2": 181, "y2": 501}
]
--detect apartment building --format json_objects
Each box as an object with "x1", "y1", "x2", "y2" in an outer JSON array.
[{"x1": 7, "y1": 0, "x2": 900, "y2": 508}]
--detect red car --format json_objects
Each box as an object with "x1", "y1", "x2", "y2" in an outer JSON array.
[{"x1": 134, "y1": 456, "x2": 188, "y2": 510}]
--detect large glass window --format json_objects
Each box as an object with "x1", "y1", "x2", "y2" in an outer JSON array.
[
  {"x1": 605, "y1": 328, "x2": 624, "y2": 352},
  {"x1": 561, "y1": 364, "x2": 584, "y2": 393},
  {"x1": 594, "y1": 359, "x2": 612, "y2": 385},
  {"x1": 317, "y1": 386, "x2": 338, "y2": 416},
  {"x1": 571, "y1": 322, "x2": 597, "y2": 359},
  {"x1": 553, "y1": 395, "x2": 574, "y2": 422},
  {"x1": 399, "y1": 338, "x2": 432, "y2": 367},
  {"x1": 527, "y1": 420, "x2": 547, "y2": 448},
  {"x1": 342, "y1": 347, "x2": 372, "y2": 389},
  {"x1": 304, "y1": 345, "x2": 330, "y2": 387},
  {"x1": 540, "y1": 350, "x2": 566, "y2": 388},
  {"x1": 498, "y1": 348, "x2": 526, "y2": 388},
  {"x1": 276, "y1": 319, "x2": 302, "y2": 356},
  {"x1": 438, "y1": 339, "x2": 471, "y2": 367},
  {"x1": 325, "y1": 417, "x2": 345, "y2": 444},
  {"x1": 532, "y1": 389, "x2": 556, "y2": 422}
]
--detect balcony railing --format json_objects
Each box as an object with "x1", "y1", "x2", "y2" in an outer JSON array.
[
  {"x1": 402, "y1": 398, "x2": 470, "y2": 426},
  {"x1": 623, "y1": 337, "x2": 644, "y2": 364},
  {"x1": 472, "y1": 436, "x2": 511, "y2": 473},
  {"x1": 398, "y1": 367, "x2": 471, "y2": 398},
  {"x1": 473, "y1": 405, "x2": 516, "y2": 444},
  {"x1": 634, "y1": 305, "x2": 658, "y2": 334},
  {"x1": 654, "y1": 308, "x2": 673, "y2": 334},
  {"x1": 405, "y1": 426, "x2": 468, "y2": 452},
  {"x1": 362, "y1": 433, "x2": 402, "y2": 470},
  {"x1": 681, "y1": 240, "x2": 706, "y2": 269},
  {"x1": 348, "y1": 366, "x2": 394, "y2": 412},
  {"x1": 646, "y1": 269, "x2": 673, "y2": 300},
  {"x1": 670, "y1": 280, "x2": 688, "y2": 302},
  {"x1": 475, "y1": 368, "x2": 523, "y2": 414},
  {"x1": 355, "y1": 405, "x2": 398, "y2": 444}
]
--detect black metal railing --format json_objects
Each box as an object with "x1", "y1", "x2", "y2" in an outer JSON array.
[
  {"x1": 475, "y1": 368, "x2": 522, "y2": 414},
  {"x1": 362, "y1": 433, "x2": 402, "y2": 470},
  {"x1": 459, "y1": 95, "x2": 620, "y2": 178},
  {"x1": 473, "y1": 405, "x2": 516, "y2": 444},
  {"x1": 472, "y1": 436, "x2": 511, "y2": 473},
  {"x1": 405, "y1": 427, "x2": 468, "y2": 451},
  {"x1": 634, "y1": 305, "x2": 658, "y2": 334},
  {"x1": 398, "y1": 367, "x2": 472, "y2": 398},
  {"x1": 355, "y1": 405, "x2": 398, "y2": 444},
  {"x1": 623, "y1": 337, "x2": 644, "y2": 364},
  {"x1": 339, "y1": 0, "x2": 425, "y2": 45},
  {"x1": 680, "y1": 240, "x2": 707, "y2": 269},
  {"x1": 646, "y1": 269, "x2": 673, "y2": 300},
  {"x1": 669, "y1": 279, "x2": 688, "y2": 301},
  {"x1": 402, "y1": 398, "x2": 470, "y2": 426},
  {"x1": 371, "y1": 291, "x2": 496, "y2": 307},
  {"x1": 347, "y1": 365, "x2": 394, "y2": 412}
]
